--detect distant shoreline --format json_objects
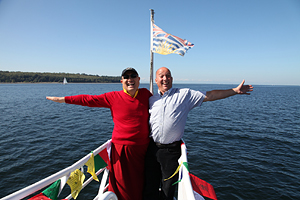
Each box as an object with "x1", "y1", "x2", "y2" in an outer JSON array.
[
  {"x1": 0, "y1": 71, "x2": 121, "y2": 83},
  {"x1": 0, "y1": 82, "x2": 121, "y2": 84},
  {"x1": 1, "y1": 82, "x2": 299, "y2": 87}
]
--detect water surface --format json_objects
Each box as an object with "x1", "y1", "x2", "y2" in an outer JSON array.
[{"x1": 0, "y1": 83, "x2": 299, "y2": 199}]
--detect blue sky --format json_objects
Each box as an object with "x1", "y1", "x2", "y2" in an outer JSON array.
[{"x1": 0, "y1": 0, "x2": 299, "y2": 85}]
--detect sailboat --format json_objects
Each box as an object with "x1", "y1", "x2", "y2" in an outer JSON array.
[{"x1": 63, "y1": 77, "x2": 68, "y2": 85}]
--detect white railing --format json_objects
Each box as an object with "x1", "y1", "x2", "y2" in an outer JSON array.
[
  {"x1": 1, "y1": 140, "x2": 117, "y2": 200},
  {"x1": 2, "y1": 141, "x2": 205, "y2": 200}
]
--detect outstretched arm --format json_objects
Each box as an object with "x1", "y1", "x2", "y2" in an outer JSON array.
[
  {"x1": 204, "y1": 80, "x2": 253, "y2": 102},
  {"x1": 46, "y1": 96, "x2": 66, "y2": 103}
]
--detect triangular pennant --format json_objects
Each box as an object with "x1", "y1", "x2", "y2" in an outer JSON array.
[
  {"x1": 28, "y1": 193, "x2": 52, "y2": 200},
  {"x1": 182, "y1": 162, "x2": 189, "y2": 172},
  {"x1": 190, "y1": 173, "x2": 218, "y2": 200},
  {"x1": 99, "y1": 147, "x2": 109, "y2": 164},
  {"x1": 42, "y1": 179, "x2": 61, "y2": 200},
  {"x1": 95, "y1": 148, "x2": 109, "y2": 171},
  {"x1": 85, "y1": 152, "x2": 99, "y2": 182},
  {"x1": 66, "y1": 169, "x2": 85, "y2": 199}
]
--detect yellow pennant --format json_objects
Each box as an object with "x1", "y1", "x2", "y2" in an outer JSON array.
[
  {"x1": 85, "y1": 153, "x2": 99, "y2": 182},
  {"x1": 66, "y1": 169, "x2": 85, "y2": 199}
]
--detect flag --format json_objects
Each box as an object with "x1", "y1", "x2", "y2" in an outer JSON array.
[
  {"x1": 152, "y1": 23, "x2": 194, "y2": 56},
  {"x1": 28, "y1": 193, "x2": 52, "y2": 200},
  {"x1": 67, "y1": 169, "x2": 85, "y2": 199},
  {"x1": 42, "y1": 179, "x2": 61, "y2": 200},
  {"x1": 28, "y1": 180, "x2": 62, "y2": 200},
  {"x1": 28, "y1": 193, "x2": 68, "y2": 200},
  {"x1": 85, "y1": 153, "x2": 99, "y2": 182},
  {"x1": 190, "y1": 173, "x2": 218, "y2": 200},
  {"x1": 95, "y1": 142, "x2": 110, "y2": 171}
]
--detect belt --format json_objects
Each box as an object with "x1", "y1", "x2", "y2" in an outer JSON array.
[{"x1": 152, "y1": 139, "x2": 182, "y2": 148}]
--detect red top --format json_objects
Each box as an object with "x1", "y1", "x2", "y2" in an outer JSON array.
[{"x1": 65, "y1": 88, "x2": 152, "y2": 145}]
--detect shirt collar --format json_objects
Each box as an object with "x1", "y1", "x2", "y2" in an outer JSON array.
[
  {"x1": 158, "y1": 87, "x2": 173, "y2": 97},
  {"x1": 123, "y1": 88, "x2": 139, "y2": 98}
]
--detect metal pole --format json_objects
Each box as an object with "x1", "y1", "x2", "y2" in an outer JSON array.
[{"x1": 150, "y1": 9, "x2": 154, "y2": 94}]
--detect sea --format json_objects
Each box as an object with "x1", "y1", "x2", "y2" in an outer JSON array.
[{"x1": 0, "y1": 83, "x2": 299, "y2": 200}]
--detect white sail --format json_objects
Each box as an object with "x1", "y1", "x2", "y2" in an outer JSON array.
[{"x1": 63, "y1": 77, "x2": 68, "y2": 85}]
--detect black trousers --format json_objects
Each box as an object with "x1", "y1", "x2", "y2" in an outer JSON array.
[{"x1": 143, "y1": 139, "x2": 181, "y2": 200}]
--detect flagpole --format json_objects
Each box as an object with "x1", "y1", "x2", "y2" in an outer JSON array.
[{"x1": 150, "y1": 9, "x2": 154, "y2": 94}]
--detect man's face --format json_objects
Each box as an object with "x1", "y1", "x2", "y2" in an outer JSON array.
[
  {"x1": 155, "y1": 67, "x2": 173, "y2": 95},
  {"x1": 121, "y1": 71, "x2": 140, "y2": 93}
]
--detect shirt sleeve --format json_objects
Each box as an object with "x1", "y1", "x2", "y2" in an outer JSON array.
[
  {"x1": 65, "y1": 93, "x2": 112, "y2": 108},
  {"x1": 189, "y1": 89, "x2": 206, "y2": 109}
]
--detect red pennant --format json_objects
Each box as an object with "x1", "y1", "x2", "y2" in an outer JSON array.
[
  {"x1": 28, "y1": 193, "x2": 52, "y2": 200},
  {"x1": 98, "y1": 148, "x2": 109, "y2": 167},
  {"x1": 189, "y1": 173, "x2": 218, "y2": 200}
]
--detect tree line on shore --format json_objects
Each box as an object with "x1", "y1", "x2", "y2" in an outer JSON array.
[{"x1": 0, "y1": 71, "x2": 121, "y2": 83}]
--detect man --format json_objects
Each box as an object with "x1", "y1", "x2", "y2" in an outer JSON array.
[
  {"x1": 143, "y1": 67, "x2": 253, "y2": 200},
  {"x1": 47, "y1": 67, "x2": 152, "y2": 200}
]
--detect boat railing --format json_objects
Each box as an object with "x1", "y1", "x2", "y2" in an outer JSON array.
[
  {"x1": 1, "y1": 139, "x2": 117, "y2": 200},
  {"x1": 2, "y1": 140, "x2": 209, "y2": 200}
]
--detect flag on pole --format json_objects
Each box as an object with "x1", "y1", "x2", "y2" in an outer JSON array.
[{"x1": 151, "y1": 23, "x2": 194, "y2": 56}]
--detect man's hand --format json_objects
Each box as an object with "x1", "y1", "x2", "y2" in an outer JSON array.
[{"x1": 233, "y1": 80, "x2": 253, "y2": 95}]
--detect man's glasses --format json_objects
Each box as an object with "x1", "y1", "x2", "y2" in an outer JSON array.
[{"x1": 123, "y1": 74, "x2": 138, "y2": 79}]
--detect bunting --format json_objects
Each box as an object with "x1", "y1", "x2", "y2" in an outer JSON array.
[
  {"x1": 85, "y1": 152, "x2": 99, "y2": 182},
  {"x1": 172, "y1": 159, "x2": 217, "y2": 200},
  {"x1": 28, "y1": 179, "x2": 66, "y2": 200},
  {"x1": 28, "y1": 193, "x2": 52, "y2": 200},
  {"x1": 42, "y1": 179, "x2": 61, "y2": 200},
  {"x1": 66, "y1": 169, "x2": 85, "y2": 199},
  {"x1": 95, "y1": 146, "x2": 110, "y2": 171},
  {"x1": 190, "y1": 173, "x2": 218, "y2": 200},
  {"x1": 28, "y1": 143, "x2": 111, "y2": 200}
]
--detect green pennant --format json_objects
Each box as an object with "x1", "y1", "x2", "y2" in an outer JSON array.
[
  {"x1": 42, "y1": 179, "x2": 61, "y2": 200},
  {"x1": 183, "y1": 162, "x2": 189, "y2": 172},
  {"x1": 94, "y1": 154, "x2": 107, "y2": 171}
]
